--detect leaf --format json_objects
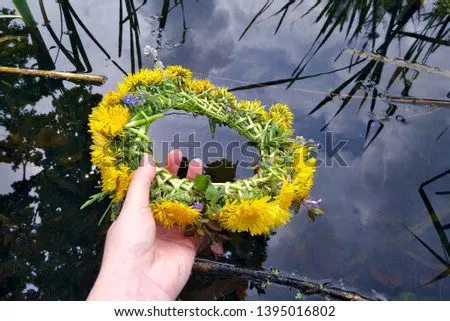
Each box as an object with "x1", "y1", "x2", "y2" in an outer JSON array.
[
  {"x1": 308, "y1": 208, "x2": 325, "y2": 222},
  {"x1": 205, "y1": 184, "x2": 220, "y2": 200},
  {"x1": 209, "y1": 119, "x2": 217, "y2": 139},
  {"x1": 194, "y1": 174, "x2": 211, "y2": 192},
  {"x1": 206, "y1": 220, "x2": 222, "y2": 232}
]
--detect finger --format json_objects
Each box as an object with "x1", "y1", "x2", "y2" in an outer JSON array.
[
  {"x1": 165, "y1": 149, "x2": 182, "y2": 175},
  {"x1": 122, "y1": 154, "x2": 156, "y2": 212},
  {"x1": 187, "y1": 158, "x2": 203, "y2": 179}
]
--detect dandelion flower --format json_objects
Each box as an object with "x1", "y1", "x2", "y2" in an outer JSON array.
[
  {"x1": 269, "y1": 103, "x2": 293, "y2": 131},
  {"x1": 292, "y1": 145, "x2": 310, "y2": 169},
  {"x1": 90, "y1": 132, "x2": 116, "y2": 168},
  {"x1": 212, "y1": 87, "x2": 237, "y2": 106},
  {"x1": 151, "y1": 200, "x2": 200, "y2": 228},
  {"x1": 218, "y1": 197, "x2": 291, "y2": 235},
  {"x1": 188, "y1": 79, "x2": 214, "y2": 94},
  {"x1": 113, "y1": 165, "x2": 133, "y2": 203},
  {"x1": 122, "y1": 69, "x2": 165, "y2": 89},
  {"x1": 276, "y1": 179, "x2": 296, "y2": 211},
  {"x1": 100, "y1": 164, "x2": 133, "y2": 203},
  {"x1": 103, "y1": 91, "x2": 124, "y2": 106},
  {"x1": 89, "y1": 103, "x2": 130, "y2": 138},
  {"x1": 164, "y1": 65, "x2": 192, "y2": 82},
  {"x1": 237, "y1": 100, "x2": 268, "y2": 120},
  {"x1": 292, "y1": 157, "x2": 316, "y2": 200}
]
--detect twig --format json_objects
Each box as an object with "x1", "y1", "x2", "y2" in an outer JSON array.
[
  {"x1": 193, "y1": 258, "x2": 378, "y2": 301},
  {"x1": 396, "y1": 30, "x2": 450, "y2": 46},
  {"x1": 0, "y1": 66, "x2": 106, "y2": 85}
]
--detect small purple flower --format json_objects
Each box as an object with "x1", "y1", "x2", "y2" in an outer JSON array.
[
  {"x1": 225, "y1": 105, "x2": 231, "y2": 112},
  {"x1": 304, "y1": 198, "x2": 322, "y2": 209},
  {"x1": 122, "y1": 95, "x2": 140, "y2": 106},
  {"x1": 193, "y1": 202, "x2": 204, "y2": 211}
]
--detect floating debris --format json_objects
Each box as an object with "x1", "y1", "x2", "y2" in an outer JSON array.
[{"x1": 396, "y1": 115, "x2": 407, "y2": 123}]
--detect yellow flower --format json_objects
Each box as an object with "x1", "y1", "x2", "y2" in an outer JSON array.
[
  {"x1": 218, "y1": 197, "x2": 291, "y2": 235},
  {"x1": 151, "y1": 200, "x2": 200, "y2": 228},
  {"x1": 113, "y1": 165, "x2": 133, "y2": 203},
  {"x1": 164, "y1": 65, "x2": 192, "y2": 82},
  {"x1": 276, "y1": 179, "x2": 296, "y2": 211},
  {"x1": 90, "y1": 132, "x2": 116, "y2": 168},
  {"x1": 237, "y1": 99, "x2": 268, "y2": 120},
  {"x1": 117, "y1": 81, "x2": 133, "y2": 98},
  {"x1": 292, "y1": 157, "x2": 316, "y2": 200},
  {"x1": 188, "y1": 79, "x2": 214, "y2": 94},
  {"x1": 211, "y1": 87, "x2": 237, "y2": 105},
  {"x1": 100, "y1": 164, "x2": 133, "y2": 203},
  {"x1": 292, "y1": 144, "x2": 311, "y2": 168},
  {"x1": 123, "y1": 69, "x2": 165, "y2": 88},
  {"x1": 103, "y1": 91, "x2": 124, "y2": 106},
  {"x1": 89, "y1": 103, "x2": 130, "y2": 138},
  {"x1": 269, "y1": 103, "x2": 293, "y2": 131}
]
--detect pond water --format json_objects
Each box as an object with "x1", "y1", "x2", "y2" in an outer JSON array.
[{"x1": 1, "y1": 0, "x2": 449, "y2": 300}]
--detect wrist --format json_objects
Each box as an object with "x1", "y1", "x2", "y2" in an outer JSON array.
[{"x1": 87, "y1": 265, "x2": 173, "y2": 301}]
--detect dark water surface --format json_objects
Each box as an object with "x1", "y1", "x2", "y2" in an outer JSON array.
[{"x1": 1, "y1": 0, "x2": 449, "y2": 300}]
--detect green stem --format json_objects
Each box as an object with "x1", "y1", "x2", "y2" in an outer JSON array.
[
  {"x1": 98, "y1": 201, "x2": 113, "y2": 226},
  {"x1": 126, "y1": 127, "x2": 152, "y2": 142},
  {"x1": 12, "y1": 0, "x2": 55, "y2": 69},
  {"x1": 125, "y1": 113, "x2": 165, "y2": 128}
]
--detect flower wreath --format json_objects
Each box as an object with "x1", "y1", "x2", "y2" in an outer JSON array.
[{"x1": 83, "y1": 66, "x2": 321, "y2": 236}]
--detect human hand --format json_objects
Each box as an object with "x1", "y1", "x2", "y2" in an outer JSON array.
[{"x1": 88, "y1": 150, "x2": 203, "y2": 300}]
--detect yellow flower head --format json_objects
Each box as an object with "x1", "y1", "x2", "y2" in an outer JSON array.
[
  {"x1": 292, "y1": 157, "x2": 316, "y2": 200},
  {"x1": 238, "y1": 99, "x2": 268, "y2": 120},
  {"x1": 113, "y1": 165, "x2": 133, "y2": 203},
  {"x1": 164, "y1": 65, "x2": 192, "y2": 82},
  {"x1": 292, "y1": 145, "x2": 310, "y2": 168},
  {"x1": 103, "y1": 91, "x2": 123, "y2": 106},
  {"x1": 211, "y1": 87, "x2": 237, "y2": 106},
  {"x1": 219, "y1": 197, "x2": 291, "y2": 235},
  {"x1": 100, "y1": 164, "x2": 133, "y2": 203},
  {"x1": 269, "y1": 103, "x2": 293, "y2": 131},
  {"x1": 276, "y1": 179, "x2": 296, "y2": 211},
  {"x1": 123, "y1": 69, "x2": 165, "y2": 89},
  {"x1": 151, "y1": 200, "x2": 200, "y2": 229},
  {"x1": 90, "y1": 132, "x2": 116, "y2": 168},
  {"x1": 89, "y1": 103, "x2": 130, "y2": 138},
  {"x1": 188, "y1": 79, "x2": 214, "y2": 94}
]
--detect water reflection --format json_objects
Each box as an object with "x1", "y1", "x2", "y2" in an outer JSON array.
[
  {"x1": 236, "y1": 0, "x2": 450, "y2": 150},
  {"x1": 0, "y1": 0, "x2": 449, "y2": 300}
]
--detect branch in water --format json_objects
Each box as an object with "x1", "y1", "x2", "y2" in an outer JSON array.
[
  {"x1": 0, "y1": 66, "x2": 106, "y2": 85},
  {"x1": 193, "y1": 258, "x2": 379, "y2": 301}
]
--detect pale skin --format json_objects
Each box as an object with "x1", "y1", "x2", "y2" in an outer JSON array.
[{"x1": 88, "y1": 149, "x2": 202, "y2": 300}]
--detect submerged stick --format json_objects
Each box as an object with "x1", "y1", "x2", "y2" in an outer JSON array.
[
  {"x1": 193, "y1": 258, "x2": 378, "y2": 301},
  {"x1": 347, "y1": 48, "x2": 450, "y2": 79},
  {"x1": 0, "y1": 66, "x2": 106, "y2": 85}
]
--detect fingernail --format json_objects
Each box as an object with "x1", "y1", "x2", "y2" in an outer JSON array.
[
  {"x1": 173, "y1": 149, "x2": 182, "y2": 166},
  {"x1": 190, "y1": 158, "x2": 203, "y2": 168},
  {"x1": 140, "y1": 153, "x2": 155, "y2": 167}
]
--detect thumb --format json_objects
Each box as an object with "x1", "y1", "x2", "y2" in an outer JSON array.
[{"x1": 122, "y1": 154, "x2": 156, "y2": 212}]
